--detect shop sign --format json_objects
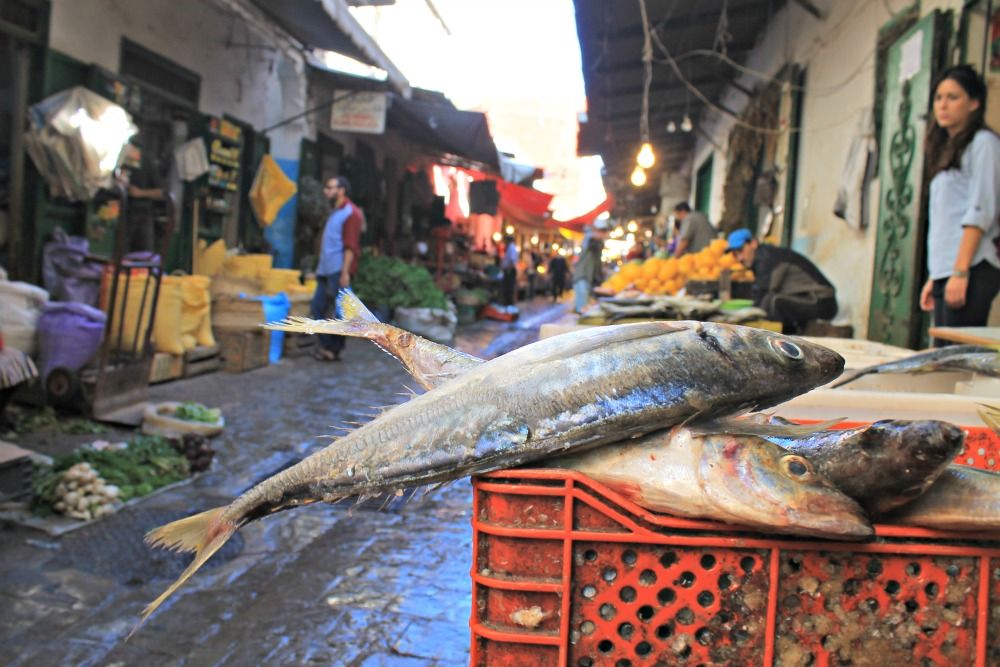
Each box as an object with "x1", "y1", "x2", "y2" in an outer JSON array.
[{"x1": 330, "y1": 92, "x2": 387, "y2": 134}]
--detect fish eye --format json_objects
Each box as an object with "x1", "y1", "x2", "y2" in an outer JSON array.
[
  {"x1": 769, "y1": 338, "x2": 804, "y2": 360},
  {"x1": 780, "y1": 455, "x2": 815, "y2": 480}
]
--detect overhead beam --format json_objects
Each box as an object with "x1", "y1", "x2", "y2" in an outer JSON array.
[
  {"x1": 591, "y1": 47, "x2": 755, "y2": 74},
  {"x1": 591, "y1": 4, "x2": 763, "y2": 43}
]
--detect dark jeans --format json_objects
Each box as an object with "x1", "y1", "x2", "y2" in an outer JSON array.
[
  {"x1": 310, "y1": 271, "x2": 346, "y2": 354},
  {"x1": 770, "y1": 295, "x2": 838, "y2": 334},
  {"x1": 551, "y1": 275, "x2": 566, "y2": 300},
  {"x1": 502, "y1": 267, "x2": 517, "y2": 306},
  {"x1": 932, "y1": 261, "x2": 1000, "y2": 346}
]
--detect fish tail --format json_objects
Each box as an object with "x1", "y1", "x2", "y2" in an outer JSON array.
[
  {"x1": 129, "y1": 507, "x2": 237, "y2": 637},
  {"x1": 337, "y1": 288, "x2": 381, "y2": 322}
]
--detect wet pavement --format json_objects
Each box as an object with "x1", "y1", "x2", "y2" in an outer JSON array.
[{"x1": 0, "y1": 296, "x2": 573, "y2": 667}]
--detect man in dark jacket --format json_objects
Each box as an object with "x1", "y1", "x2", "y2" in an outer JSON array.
[{"x1": 727, "y1": 228, "x2": 837, "y2": 333}]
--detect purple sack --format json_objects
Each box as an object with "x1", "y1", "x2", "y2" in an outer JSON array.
[
  {"x1": 41, "y1": 228, "x2": 104, "y2": 306},
  {"x1": 36, "y1": 301, "x2": 106, "y2": 380}
]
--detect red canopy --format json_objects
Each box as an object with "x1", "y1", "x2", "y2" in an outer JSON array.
[
  {"x1": 496, "y1": 180, "x2": 554, "y2": 227},
  {"x1": 548, "y1": 194, "x2": 615, "y2": 230}
]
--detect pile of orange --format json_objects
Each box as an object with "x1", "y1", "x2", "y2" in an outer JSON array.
[{"x1": 601, "y1": 238, "x2": 755, "y2": 296}]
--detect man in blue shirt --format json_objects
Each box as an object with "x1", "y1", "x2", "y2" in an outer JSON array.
[{"x1": 311, "y1": 175, "x2": 363, "y2": 361}]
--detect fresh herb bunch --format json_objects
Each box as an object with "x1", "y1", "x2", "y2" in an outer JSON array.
[
  {"x1": 32, "y1": 435, "x2": 190, "y2": 513},
  {"x1": 174, "y1": 402, "x2": 222, "y2": 423},
  {"x1": 352, "y1": 250, "x2": 449, "y2": 310}
]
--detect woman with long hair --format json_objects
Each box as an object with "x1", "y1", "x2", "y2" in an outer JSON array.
[{"x1": 919, "y1": 64, "x2": 1000, "y2": 342}]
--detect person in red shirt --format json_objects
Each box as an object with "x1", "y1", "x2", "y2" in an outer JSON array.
[{"x1": 311, "y1": 175, "x2": 363, "y2": 361}]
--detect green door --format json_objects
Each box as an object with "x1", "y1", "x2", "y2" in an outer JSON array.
[
  {"x1": 868, "y1": 11, "x2": 949, "y2": 348},
  {"x1": 694, "y1": 155, "x2": 713, "y2": 216}
]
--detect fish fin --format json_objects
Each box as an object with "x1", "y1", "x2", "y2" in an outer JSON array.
[
  {"x1": 261, "y1": 316, "x2": 362, "y2": 338},
  {"x1": 689, "y1": 416, "x2": 844, "y2": 438},
  {"x1": 978, "y1": 403, "x2": 1000, "y2": 435},
  {"x1": 829, "y1": 370, "x2": 865, "y2": 389},
  {"x1": 131, "y1": 507, "x2": 237, "y2": 637},
  {"x1": 529, "y1": 321, "x2": 690, "y2": 366},
  {"x1": 337, "y1": 288, "x2": 380, "y2": 323}
]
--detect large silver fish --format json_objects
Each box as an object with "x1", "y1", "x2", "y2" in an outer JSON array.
[
  {"x1": 830, "y1": 345, "x2": 999, "y2": 388},
  {"x1": 546, "y1": 426, "x2": 872, "y2": 539},
  {"x1": 139, "y1": 314, "x2": 842, "y2": 630}
]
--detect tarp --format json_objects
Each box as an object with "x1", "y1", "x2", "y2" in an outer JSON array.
[
  {"x1": 389, "y1": 97, "x2": 500, "y2": 170},
  {"x1": 496, "y1": 180, "x2": 553, "y2": 227},
  {"x1": 251, "y1": 0, "x2": 373, "y2": 65},
  {"x1": 548, "y1": 194, "x2": 615, "y2": 231}
]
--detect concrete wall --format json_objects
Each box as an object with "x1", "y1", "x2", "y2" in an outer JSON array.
[{"x1": 689, "y1": 0, "x2": 986, "y2": 337}]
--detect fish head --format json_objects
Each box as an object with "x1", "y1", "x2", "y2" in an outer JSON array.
[
  {"x1": 698, "y1": 433, "x2": 872, "y2": 539},
  {"x1": 692, "y1": 323, "x2": 845, "y2": 412},
  {"x1": 852, "y1": 420, "x2": 965, "y2": 514}
]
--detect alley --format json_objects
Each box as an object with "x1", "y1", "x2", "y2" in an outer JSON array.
[{"x1": 0, "y1": 297, "x2": 570, "y2": 667}]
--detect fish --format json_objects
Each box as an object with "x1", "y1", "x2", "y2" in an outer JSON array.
[
  {"x1": 139, "y1": 316, "x2": 843, "y2": 630},
  {"x1": 545, "y1": 425, "x2": 873, "y2": 539},
  {"x1": 830, "y1": 345, "x2": 999, "y2": 388},
  {"x1": 880, "y1": 464, "x2": 1000, "y2": 531},
  {"x1": 764, "y1": 419, "x2": 966, "y2": 515}
]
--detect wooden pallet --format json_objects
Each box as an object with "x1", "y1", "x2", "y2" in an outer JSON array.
[
  {"x1": 214, "y1": 329, "x2": 270, "y2": 373},
  {"x1": 183, "y1": 344, "x2": 223, "y2": 377},
  {"x1": 149, "y1": 352, "x2": 184, "y2": 384}
]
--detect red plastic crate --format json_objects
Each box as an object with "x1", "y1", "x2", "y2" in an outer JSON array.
[{"x1": 470, "y1": 425, "x2": 1000, "y2": 667}]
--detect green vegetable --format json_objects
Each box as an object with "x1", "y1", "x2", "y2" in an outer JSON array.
[
  {"x1": 31, "y1": 434, "x2": 190, "y2": 513},
  {"x1": 352, "y1": 250, "x2": 449, "y2": 310},
  {"x1": 13, "y1": 406, "x2": 108, "y2": 435},
  {"x1": 174, "y1": 402, "x2": 222, "y2": 423}
]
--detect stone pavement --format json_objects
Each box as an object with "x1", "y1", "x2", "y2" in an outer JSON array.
[{"x1": 0, "y1": 296, "x2": 574, "y2": 667}]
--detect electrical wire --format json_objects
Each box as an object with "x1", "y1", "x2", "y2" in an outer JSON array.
[{"x1": 637, "y1": 0, "x2": 653, "y2": 143}]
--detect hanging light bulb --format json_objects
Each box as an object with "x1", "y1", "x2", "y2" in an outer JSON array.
[
  {"x1": 505, "y1": 225, "x2": 515, "y2": 235},
  {"x1": 666, "y1": 121, "x2": 677, "y2": 133},
  {"x1": 630, "y1": 165, "x2": 647, "y2": 187},
  {"x1": 627, "y1": 220, "x2": 639, "y2": 233},
  {"x1": 636, "y1": 142, "x2": 655, "y2": 169},
  {"x1": 681, "y1": 115, "x2": 693, "y2": 133}
]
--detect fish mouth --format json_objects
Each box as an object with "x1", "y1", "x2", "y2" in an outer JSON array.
[{"x1": 787, "y1": 498, "x2": 873, "y2": 539}]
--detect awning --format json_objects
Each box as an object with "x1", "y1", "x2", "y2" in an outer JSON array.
[
  {"x1": 389, "y1": 97, "x2": 500, "y2": 170},
  {"x1": 496, "y1": 180, "x2": 554, "y2": 227},
  {"x1": 548, "y1": 194, "x2": 615, "y2": 231},
  {"x1": 252, "y1": 0, "x2": 410, "y2": 97}
]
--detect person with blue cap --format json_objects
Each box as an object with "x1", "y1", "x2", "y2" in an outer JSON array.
[{"x1": 727, "y1": 228, "x2": 838, "y2": 333}]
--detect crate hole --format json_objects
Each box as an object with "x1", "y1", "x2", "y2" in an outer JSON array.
[
  {"x1": 599, "y1": 603, "x2": 617, "y2": 620},
  {"x1": 676, "y1": 571, "x2": 696, "y2": 587},
  {"x1": 635, "y1": 641, "x2": 652, "y2": 656},
  {"x1": 731, "y1": 628, "x2": 750, "y2": 644},
  {"x1": 656, "y1": 622, "x2": 674, "y2": 639},
  {"x1": 884, "y1": 580, "x2": 900, "y2": 595},
  {"x1": 921, "y1": 624, "x2": 938, "y2": 637},
  {"x1": 946, "y1": 564, "x2": 960, "y2": 577},
  {"x1": 865, "y1": 597, "x2": 879, "y2": 613},
  {"x1": 639, "y1": 569, "x2": 657, "y2": 586},
  {"x1": 582, "y1": 585, "x2": 597, "y2": 599},
  {"x1": 677, "y1": 644, "x2": 692, "y2": 658},
  {"x1": 867, "y1": 558, "x2": 883, "y2": 576},
  {"x1": 637, "y1": 605, "x2": 655, "y2": 622},
  {"x1": 581, "y1": 620, "x2": 596, "y2": 635},
  {"x1": 615, "y1": 660, "x2": 632, "y2": 667},
  {"x1": 924, "y1": 582, "x2": 939, "y2": 599},
  {"x1": 717, "y1": 573, "x2": 733, "y2": 590},
  {"x1": 584, "y1": 549, "x2": 598, "y2": 562},
  {"x1": 620, "y1": 586, "x2": 637, "y2": 603},
  {"x1": 618, "y1": 622, "x2": 634, "y2": 640},
  {"x1": 905, "y1": 599, "x2": 919, "y2": 613},
  {"x1": 740, "y1": 556, "x2": 756, "y2": 573},
  {"x1": 905, "y1": 562, "x2": 921, "y2": 577},
  {"x1": 786, "y1": 557, "x2": 802, "y2": 572},
  {"x1": 578, "y1": 659, "x2": 593, "y2": 667},
  {"x1": 598, "y1": 639, "x2": 614, "y2": 653},
  {"x1": 676, "y1": 607, "x2": 695, "y2": 625},
  {"x1": 843, "y1": 579, "x2": 860, "y2": 596},
  {"x1": 697, "y1": 590, "x2": 715, "y2": 608},
  {"x1": 695, "y1": 627, "x2": 712, "y2": 645},
  {"x1": 700, "y1": 554, "x2": 716, "y2": 570},
  {"x1": 659, "y1": 550, "x2": 678, "y2": 568},
  {"x1": 603, "y1": 568, "x2": 618, "y2": 583},
  {"x1": 621, "y1": 549, "x2": 637, "y2": 566},
  {"x1": 658, "y1": 587, "x2": 676, "y2": 605},
  {"x1": 716, "y1": 610, "x2": 732, "y2": 624}
]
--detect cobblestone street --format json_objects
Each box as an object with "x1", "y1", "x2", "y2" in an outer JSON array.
[{"x1": 0, "y1": 297, "x2": 571, "y2": 667}]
